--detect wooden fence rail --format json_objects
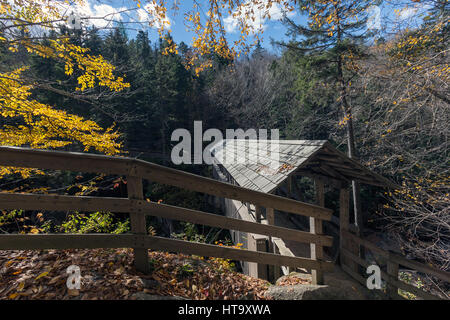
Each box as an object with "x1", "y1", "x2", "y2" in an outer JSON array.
[
  {"x1": 0, "y1": 146, "x2": 334, "y2": 283},
  {"x1": 341, "y1": 230, "x2": 450, "y2": 300}
]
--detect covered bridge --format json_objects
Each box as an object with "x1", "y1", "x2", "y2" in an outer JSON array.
[{"x1": 209, "y1": 139, "x2": 396, "y2": 281}]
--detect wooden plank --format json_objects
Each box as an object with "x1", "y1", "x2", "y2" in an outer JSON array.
[
  {"x1": 311, "y1": 179, "x2": 325, "y2": 285},
  {"x1": 0, "y1": 146, "x2": 131, "y2": 175},
  {"x1": 295, "y1": 170, "x2": 344, "y2": 189},
  {"x1": 389, "y1": 254, "x2": 450, "y2": 283},
  {"x1": 255, "y1": 206, "x2": 263, "y2": 223},
  {"x1": 0, "y1": 193, "x2": 131, "y2": 212},
  {"x1": 0, "y1": 193, "x2": 334, "y2": 246},
  {"x1": 319, "y1": 164, "x2": 350, "y2": 183},
  {"x1": 341, "y1": 264, "x2": 367, "y2": 287},
  {"x1": 342, "y1": 230, "x2": 389, "y2": 258},
  {"x1": 266, "y1": 208, "x2": 275, "y2": 226},
  {"x1": 0, "y1": 147, "x2": 333, "y2": 221},
  {"x1": 344, "y1": 230, "x2": 450, "y2": 283},
  {"x1": 142, "y1": 201, "x2": 333, "y2": 247},
  {"x1": 0, "y1": 233, "x2": 333, "y2": 273},
  {"x1": 142, "y1": 236, "x2": 335, "y2": 271},
  {"x1": 339, "y1": 187, "x2": 350, "y2": 268},
  {"x1": 135, "y1": 160, "x2": 333, "y2": 221},
  {"x1": 339, "y1": 187, "x2": 358, "y2": 272},
  {"x1": 342, "y1": 247, "x2": 369, "y2": 268},
  {"x1": 319, "y1": 144, "x2": 399, "y2": 189},
  {"x1": 265, "y1": 207, "x2": 275, "y2": 282},
  {"x1": 127, "y1": 176, "x2": 149, "y2": 273},
  {"x1": 0, "y1": 234, "x2": 138, "y2": 250},
  {"x1": 386, "y1": 274, "x2": 442, "y2": 300},
  {"x1": 387, "y1": 258, "x2": 400, "y2": 299},
  {"x1": 342, "y1": 237, "x2": 445, "y2": 300},
  {"x1": 248, "y1": 234, "x2": 268, "y2": 280}
]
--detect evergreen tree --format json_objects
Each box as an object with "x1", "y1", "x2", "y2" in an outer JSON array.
[{"x1": 281, "y1": 0, "x2": 378, "y2": 230}]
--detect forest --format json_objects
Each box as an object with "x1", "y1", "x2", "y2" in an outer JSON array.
[{"x1": 0, "y1": 0, "x2": 448, "y2": 301}]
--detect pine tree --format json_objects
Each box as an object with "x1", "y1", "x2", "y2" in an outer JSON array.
[{"x1": 281, "y1": 0, "x2": 378, "y2": 230}]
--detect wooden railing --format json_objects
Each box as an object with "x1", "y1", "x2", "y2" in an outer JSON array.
[
  {"x1": 0, "y1": 146, "x2": 335, "y2": 284},
  {"x1": 340, "y1": 230, "x2": 450, "y2": 300}
]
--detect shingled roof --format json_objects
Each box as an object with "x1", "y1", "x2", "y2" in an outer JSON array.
[{"x1": 210, "y1": 140, "x2": 397, "y2": 193}]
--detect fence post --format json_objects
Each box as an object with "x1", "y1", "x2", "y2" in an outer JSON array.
[
  {"x1": 387, "y1": 252, "x2": 400, "y2": 299},
  {"x1": 255, "y1": 205, "x2": 263, "y2": 223},
  {"x1": 340, "y1": 187, "x2": 351, "y2": 269},
  {"x1": 127, "y1": 175, "x2": 150, "y2": 273},
  {"x1": 310, "y1": 180, "x2": 325, "y2": 285},
  {"x1": 266, "y1": 207, "x2": 278, "y2": 282}
]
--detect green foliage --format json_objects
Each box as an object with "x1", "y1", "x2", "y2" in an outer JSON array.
[
  {"x1": 172, "y1": 222, "x2": 207, "y2": 243},
  {"x1": 0, "y1": 210, "x2": 23, "y2": 227},
  {"x1": 176, "y1": 263, "x2": 195, "y2": 279},
  {"x1": 58, "y1": 212, "x2": 130, "y2": 234}
]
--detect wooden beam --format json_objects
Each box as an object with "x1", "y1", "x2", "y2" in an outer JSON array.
[
  {"x1": 319, "y1": 164, "x2": 351, "y2": 183},
  {"x1": 135, "y1": 161, "x2": 333, "y2": 221},
  {"x1": 0, "y1": 234, "x2": 334, "y2": 272},
  {"x1": 295, "y1": 170, "x2": 344, "y2": 189},
  {"x1": 142, "y1": 236, "x2": 335, "y2": 271},
  {"x1": 0, "y1": 193, "x2": 334, "y2": 247},
  {"x1": 0, "y1": 193, "x2": 131, "y2": 212},
  {"x1": 341, "y1": 247, "x2": 442, "y2": 300},
  {"x1": 266, "y1": 208, "x2": 275, "y2": 226},
  {"x1": 139, "y1": 202, "x2": 334, "y2": 247},
  {"x1": 320, "y1": 144, "x2": 399, "y2": 189},
  {"x1": 0, "y1": 234, "x2": 138, "y2": 250},
  {"x1": 387, "y1": 258, "x2": 400, "y2": 299},
  {"x1": 339, "y1": 187, "x2": 359, "y2": 272},
  {"x1": 343, "y1": 230, "x2": 450, "y2": 283},
  {"x1": 311, "y1": 179, "x2": 325, "y2": 285},
  {"x1": 0, "y1": 146, "x2": 333, "y2": 221},
  {"x1": 266, "y1": 207, "x2": 276, "y2": 282},
  {"x1": 255, "y1": 206, "x2": 263, "y2": 223},
  {"x1": 0, "y1": 146, "x2": 132, "y2": 175},
  {"x1": 127, "y1": 176, "x2": 150, "y2": 273}
]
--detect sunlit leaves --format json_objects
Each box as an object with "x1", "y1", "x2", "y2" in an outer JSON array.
[{"x1": 0, "y1": 67, "x2": 123, "y2": 177}]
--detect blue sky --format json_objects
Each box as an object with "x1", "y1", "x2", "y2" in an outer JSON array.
[{"x1": 71, "y1": 0, "x2": 430, "y2": 52}]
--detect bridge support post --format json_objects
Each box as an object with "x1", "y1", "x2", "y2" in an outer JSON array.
[
  {"x1": 127, "y1": 175, "x2": 150, "y2": 274},
  {"x1": 339, "y1": 186, "x2": 359, "y2": 273},
  {"x1": 310, "y1": 180, "x2": 325, "y2": 285},
  {"x1": 387, "y1": 254, "x2": 400, "y2": 299}
]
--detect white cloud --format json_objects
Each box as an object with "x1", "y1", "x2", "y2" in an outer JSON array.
[
  {"x1": 70, "y1": 2, "x2": 127, "y2": 29},
  {"x1": 136, "y1": 3, "x2": 172, "y2": 29},
  {"x1": 224, "y1": 1, "x2": 295, "y2": 34},
  {"x1": 397, "y1": 3, "x2": 433, "y2": 22},
  {"x1": 399, "y1": 7, "x2": 418, "y2": 20}
]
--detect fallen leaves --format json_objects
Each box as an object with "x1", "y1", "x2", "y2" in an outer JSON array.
[
  {"x1": 277, "y1": 275, "x2": 311, "y2": 286},
  {"x1": 0, "y1": 248, "x2": 270, "y2": 300},
  {"x1": 35, "y1": 271, "x2": 49, "y2": 280}
]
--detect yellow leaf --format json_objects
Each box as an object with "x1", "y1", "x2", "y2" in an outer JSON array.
[
  {"x1": 17, "y1": 282, "x2": 25, "y2": 292},
  {"x1": 35, "y1": 271, "x2": 49, "y2": 280},
  {"x1": 8, "y1": 293, "x2": 19, "y2": 299}
]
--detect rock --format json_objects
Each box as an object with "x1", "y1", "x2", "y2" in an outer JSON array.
[
  {"x1": 133, "y1": 292, "x2": 188, "y2": 300},
  {"x1": 265, "y1": 284, "x2": 364, "y2": 300},
  {"x1": 266, "y1": 268, "x2": 384, "y2": 300}
]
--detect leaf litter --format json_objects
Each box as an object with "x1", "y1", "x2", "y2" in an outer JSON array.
[{"x1": 0, "y1": 249, "x2": 271, "y2": 300}]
